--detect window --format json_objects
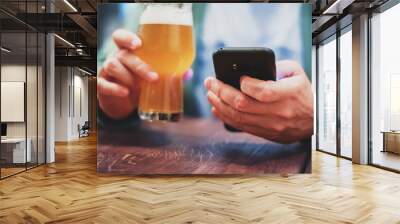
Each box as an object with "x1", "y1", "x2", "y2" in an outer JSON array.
[
  {"x1": 370, "y1": 3, "x2": 400, "y2": 171},
  {"x1": 317, "y1": 36, "x2": 337, "y2": 154},
  {"x1": 0, "y1": 1, "x2": 47, "y2": 179},
  {"x1": 339, "y1": 28, "x2": 352, "y2": 158}
]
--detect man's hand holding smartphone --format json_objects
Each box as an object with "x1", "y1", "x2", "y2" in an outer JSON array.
[{"x1": 205, "y1": 60, "x2": 314, "y2": 143}]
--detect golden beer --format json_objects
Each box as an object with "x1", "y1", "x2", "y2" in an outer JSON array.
[{"x1": 136, "y1": 4, "x2": 195, "y2": 121}]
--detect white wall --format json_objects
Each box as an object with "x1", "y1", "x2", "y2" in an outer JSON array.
[
  {"x1": 54, "y1": 67, "x2": 89, "y2": 141},
  {"x1": 1, "y1": 65, "x2": 41, "y2": 138},
  {"x1": 1, "y1": 66, "x2": 25, "y2": 135},
  {"x1": 1, "y1": 63, "x2": 46, "y2": 164},
  {"x1": 55, "y1": 67, "x2": 69, "y2": 141},
  {"x1": 72, "y1": 73, "x2": 89, "y2": 138},
  {"x1": 1, "y1": 65, "x2": 26, "y2": 140}
]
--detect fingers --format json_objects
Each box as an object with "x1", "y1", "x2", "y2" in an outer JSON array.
[
  {"x1": 117, "y1": 50, "x2": 158, "y2": 82},
  {"x1": 204, "y1": 77, "x2": 258, "y2": 112},
  {"x1": 112, "y1": 29, "x2": 142, "y2": 50},
  {"x1": 103, "y1": 58, "x2": 136, "y2": 88},
  {"x1": 108, "y1": 29, "x2": 158, "y2": 83},
  {"x1": 112, "y1": 29, "x2": 158, "y2": 81},
  {"x1": 205, "y1": 60, "x2": 313, "y2": 143},
  {"x1": 98, "y1": 45, "x2": 158, "y2": 100},
  {"x1": 207, "y1": 91, "x2": 246, "y2": 125},
  {"x1": 240, "y1": 75, "x2": 301, "y2": 103},
  {"x1": 97, "y1": 76, "x2": 129, "y2": 97},
  {"x1": 211, "y1": 107, "x2": 276, "y2": 139},
  {"x1": 240, "y1": 59, "x2": 308, "y2": 103},
  {"x1": 205, "y1": 76, "x2": 291, "y2": 116},
  {"x1": 205, "y1": 77, "x2": 292, "y2": 133},
  {"x1": 207, "y1": 91, "x2": 274, "y2": 129},
  {"x1": 211, "y1": 107, "x2": 246, "y2": 131}
]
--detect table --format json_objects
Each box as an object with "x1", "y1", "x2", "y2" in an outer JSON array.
[
  {"x1": 1, "y1": 138, "x2": 31, "y2": 164},
  {"x1": 97, "y1": 118, "x2": 311, "y2": 174},
  {"x1": 382, "y1": 131, "x2": 400, "y2": 154}
]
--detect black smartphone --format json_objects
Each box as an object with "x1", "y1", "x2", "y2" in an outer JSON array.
[{"x1": 212, "y1": 47, "x2": 276, "y2": 132}]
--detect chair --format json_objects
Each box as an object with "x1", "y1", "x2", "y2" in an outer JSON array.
[{"x1": 79, "y1": 121, "x2": 90, "y2": 138}]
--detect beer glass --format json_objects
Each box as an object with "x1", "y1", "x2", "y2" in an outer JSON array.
[{"x1": 135, "y1": 3, "x2": 195, "y2": 122}]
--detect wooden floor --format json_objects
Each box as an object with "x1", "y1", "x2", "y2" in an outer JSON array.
[
  {"x1": 1, "y1": 167, "x2": 26, "y2": 178},
  {"x1": 373, "y1": 150, "x2": 400, "y2": 171},
  {"x1": 1, "y1": 135, "x2": 400, "y2": 224}
]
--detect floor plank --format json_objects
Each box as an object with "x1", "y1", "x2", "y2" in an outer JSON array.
[{"x1": 0, "y1": 135, "x2": 400, "y2": 224}]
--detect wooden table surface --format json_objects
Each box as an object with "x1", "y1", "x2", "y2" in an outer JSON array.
[{"x1": 97, "y1": 118, "x2": 311, "y2": 174}]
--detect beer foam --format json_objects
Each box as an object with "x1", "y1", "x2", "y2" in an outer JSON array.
[{"x1": 140, "y1": 4, "x2": 193, "y2": 26}]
